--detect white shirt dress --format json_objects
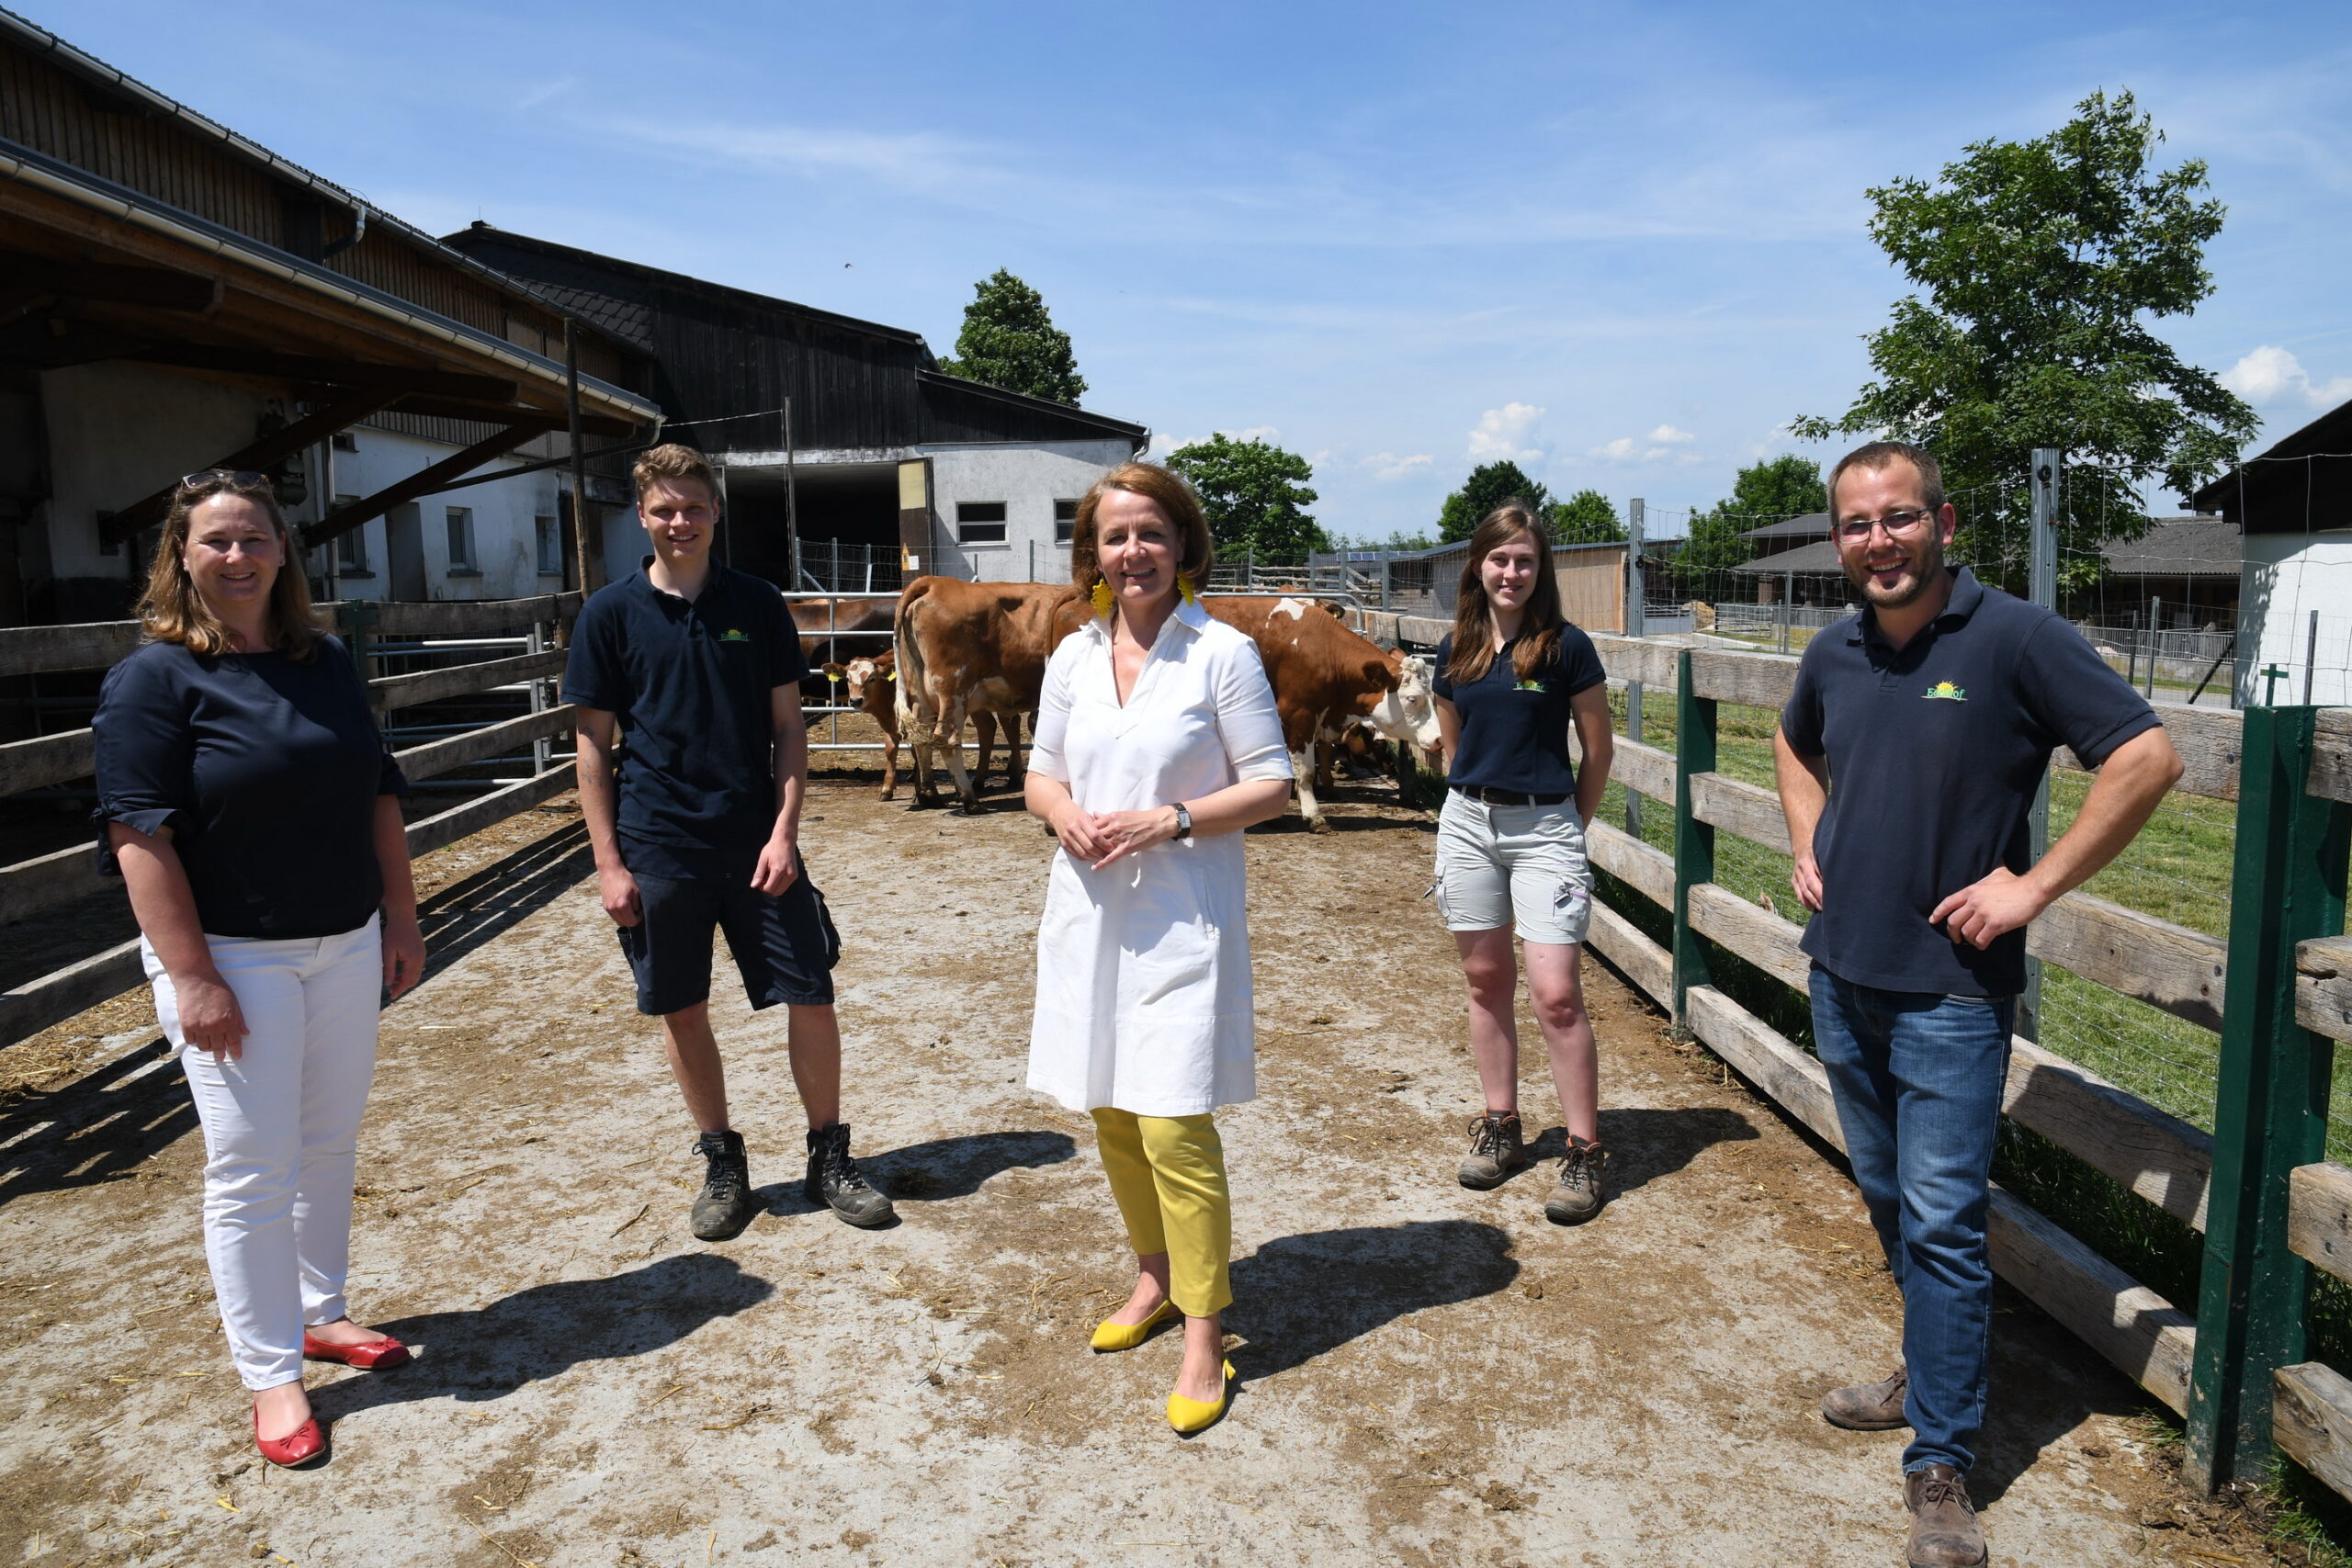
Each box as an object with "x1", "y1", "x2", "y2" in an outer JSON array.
[{"x1": 1026, "y1": 600, "x2": 1294, "y2": 1117}]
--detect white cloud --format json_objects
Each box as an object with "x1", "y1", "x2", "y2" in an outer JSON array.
[
  {"x1": 1467, "y1": 402, "x2": 1544, "y2": 463},
  {"x1": 2222, "y1": 345, "x2": 2352, "y2": 409},
  {"x1": 1648, "y1": 423, "x2": 1696, "y2": 445},
  {"x1": 1591, "y1": 434, "x2": 1697, "y2": 464},
  {"x1": 1217, "y1": 425, "x2": 1280, "y2": 444},
  {"x1": 1364, "y1": 452, "x2": 1434, "y2": 481},
  {"x1": 1594, "y1": 437, "x2": 1637, "y2": 461}
]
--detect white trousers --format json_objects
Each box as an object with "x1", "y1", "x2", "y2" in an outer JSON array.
[{"x1": 145, "y1": 916, "x2": 382, "y2": 1391}]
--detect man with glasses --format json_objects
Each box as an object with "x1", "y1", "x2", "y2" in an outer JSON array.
[{"x1": 1774, "y1": 441, "x2": 2181, "y2": 1566}]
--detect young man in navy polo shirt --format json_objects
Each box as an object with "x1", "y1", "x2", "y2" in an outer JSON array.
[
  {"x1": 566, "y1": 444, "x2": 892, "y2": 1239},
  {"x1": 1775, "y1": 442, "x2": 2180, "y2": 1567}
]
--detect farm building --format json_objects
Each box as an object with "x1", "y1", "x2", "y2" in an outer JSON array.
[
  {"x1": 439, "y1": 224, "x2": 1150, "y2": 590},
  {"x1": 2190, "y1": 395, "x2": 2352, "y2": 706},
  {"x1": 0, "y1": 10, "x2": 662, "y2": 649}
]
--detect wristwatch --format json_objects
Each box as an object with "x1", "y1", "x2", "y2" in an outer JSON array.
[{"x1": 1171, "y1": 802, "x2": 1193, "y2": 840}]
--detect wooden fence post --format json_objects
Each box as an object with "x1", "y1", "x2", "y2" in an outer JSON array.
[
  {"x1": 332, "y1": 599, "x2": 379, "y2": 682},
  {"x1": 2187, "y1": 705, "x2": 2351, "y2": 1491},
  {"x1": 1671, "y1": 649, "x2": 1715, "y2": 1031}
]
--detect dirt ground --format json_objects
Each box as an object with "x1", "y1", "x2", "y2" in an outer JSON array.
[{"x1": 0, "y1": 766, "x2": 2274, "y2": 1566}]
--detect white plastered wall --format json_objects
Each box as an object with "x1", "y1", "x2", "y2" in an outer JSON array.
[
  {"x1": 2236, "y1": 532, "x2": 2352, "y2": 706},
  {"x1": 924, "y1": 440, "x2": 1135, "y2": 582},
  {"x1": 334, "y1": 428, "x2": 559, "y2": 602}
]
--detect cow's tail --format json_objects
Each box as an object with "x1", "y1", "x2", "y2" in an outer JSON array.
[{"x1": 892, "y1": 579, "x2": 931, "y2": 741}]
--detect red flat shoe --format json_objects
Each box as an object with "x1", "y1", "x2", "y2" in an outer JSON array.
[
  {"x1": 254, "y1": 1408, "x2": 325, "y2": 1468},
  {"x1": 302, "y1": 1330, "x2": 410, "y2": 1370}
]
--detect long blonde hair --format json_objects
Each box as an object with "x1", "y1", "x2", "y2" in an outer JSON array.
[
  {"x1": 137, "y1": 473, "x2": 324, "y2": 660},
  {"x1": 1445, "y1": 503, "x2": 1564, "y2": 686}
]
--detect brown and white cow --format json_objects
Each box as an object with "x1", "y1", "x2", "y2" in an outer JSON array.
[
  {"x1": 821, "y1": 649, "x2": 903, "y2": 799},
  {"x1": 892, "y1": 577, "x2": 1090, "y2": 811},
  {"x1": 1204, "y1": 595, "x2": 1440, "y2": 831},
  {"x1": 788, "y1": 595, "x2": 896, "y2": 671}
]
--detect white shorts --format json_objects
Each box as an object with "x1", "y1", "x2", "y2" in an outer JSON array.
[{"x1": 1434, "y1": 791, "x2": 1593, "y2": 945}]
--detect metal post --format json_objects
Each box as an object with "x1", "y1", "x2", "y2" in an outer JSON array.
[
  {"x1": 1028, "y1": 538, "x2": 1035, "y2": 582},
  {"x1": 1381, "y1": 552, "x2": 1392, "y2": 612},
  {"x1": 2023, "y1": 448, "x2": 2060, "y2": 1044},
  {"x1": 1779, "y1": 571, "x2": 1792, "y2": 655},
  {"x1": 1670, "y1": 649, "x2": 1716, "y2": 1032},
  {"x1": 830, "y1": 537, "x2": 840, "y2": 593},
  {"x1": 2148, "y1": 596, "x2": 2163, "y2": 699},
  {"x1": 784, "y1": 397, "x2": 802, "y2": 592},
  {"x1": 2185, "y1": 705, "x2": 2351, "y2": 1490},
  {"x1": 565, "y1": 320, "x2": 595, "y2": 595},
  {"x1": 1625, "y1": 499, "x2": 1646, "y2": 843},
  {"x1": 2307, "y1": 611, "x2": 2321, "y2": 706},
  {"x1": 528, "y1": 618, "x2": 551, "y2": 773}
]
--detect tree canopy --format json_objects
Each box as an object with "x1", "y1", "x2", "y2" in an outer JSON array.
[
  {"x1": 1162, "y1": 435, "x2": 1328, "y2": 560},
  {"x1": 1549, "y1": 488, "x2": 1626, "y2": 545},
  {"x1": 1438, "y1": 461, "x2": 1549, "y2": 543},
  {"x1": 937, "y1": 269, "x2": 1087, "y2": 406},
  {"x1": 1791, "y1": 90, "x2": 2256, "y2": 589},
  {"x1": 1679, "y1": 455, "x2": 1824, "y2": 573}
]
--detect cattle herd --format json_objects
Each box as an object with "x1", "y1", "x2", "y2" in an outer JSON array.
[{"x1": 803, "y1": 579, "x2": 1441, "y2": 830}]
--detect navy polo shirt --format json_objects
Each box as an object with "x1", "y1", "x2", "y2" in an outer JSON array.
[
  {"x1": 92, "y1": 637, "x2": 409, "y2": 939},
  {"x1": 563, "y1": 559, "x2": 808, "y2": 879},
  {"x1": 1433, "y1": 625, "x2": 1607, "y2": 795},
  {"x1": 1781, "y1": 568, "x2": 2160, "y2": 998}
]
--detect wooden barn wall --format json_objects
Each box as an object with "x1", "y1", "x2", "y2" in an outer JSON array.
[
  {"x1": 0, "y1": 42, "x2": 643, "y2": 397},
  {"x1": 647, "y1": 281, "x2": 926, "y2": 454},
  {"x1": 913, "y1": 379, "x2": 1132, "y2": 446}
]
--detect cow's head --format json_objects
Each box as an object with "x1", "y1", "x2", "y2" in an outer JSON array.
[
  {"x1": 1367, "y1": 649, "x2": 1442, "y2": 761},
  {"x1": 830, "y1": 654, "x2": 892, "y2": 706}
]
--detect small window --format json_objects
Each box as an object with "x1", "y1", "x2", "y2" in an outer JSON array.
[
  {"x1": 333, "y1": 496, "x2": 368, "y2": 570},
  {"x1": 535, "y1": 513, "x2": 562, "y2": 575},
  {"x1": 1054, "y1": 499, "x2": 1079, "y2": 544},
  {"x1": 446, "y1": 506, "x2": 476, "y2": 571},
  {"x1": 956, "y1": 501, "x2": 1007, "y2": 545},
  {"x1": 332, "y1": 432, "x2": 358, "y2": 453}
]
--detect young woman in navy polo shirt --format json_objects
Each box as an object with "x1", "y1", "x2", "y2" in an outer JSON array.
[
  {"x1": 93, "y1": 472, "x2": 425, "y2": 1469},
  {"x1": 1431, "y1": 504, "x2": 1615, "y2": 1222}
]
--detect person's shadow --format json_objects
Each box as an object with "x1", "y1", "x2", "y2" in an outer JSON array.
[
  {"x1": 1522, "y1": 1105, "x2": 1760, "y2": 1200},
  {"x1": 762, "y1": 1129, "x2": 1078, "y2": 1218},
  {"x1": 1227, "y1": 1219, "x2": 1519, "y2": 1379},
  {"x1": 307, "y1": 1253, "x2": 773, "y2": 1424}
]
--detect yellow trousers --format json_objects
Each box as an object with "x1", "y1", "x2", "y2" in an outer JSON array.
[{"x1": 1091, "y1": 1109, "x2": 1232, "y2": 1317}]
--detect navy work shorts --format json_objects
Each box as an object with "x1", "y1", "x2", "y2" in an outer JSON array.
[{"x1": 618, "y1": 855, "x2": 841, "y2": 1016}]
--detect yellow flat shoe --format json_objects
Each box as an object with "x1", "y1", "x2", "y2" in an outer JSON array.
[
  {"x1": 1090, "y1": 1298, "x2": 1179, "y2": 1352},
  {"x1": 1167, "y1": 1359, "x2": 1236, "y2": 1435}
]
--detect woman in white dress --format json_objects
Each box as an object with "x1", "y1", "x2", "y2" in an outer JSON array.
[{"x1": 1025, "y1": 463, "x2": 1293, "y2": 1435}]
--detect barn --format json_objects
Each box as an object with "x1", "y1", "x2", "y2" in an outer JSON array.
[
  {"x1": 2190, "y1": 394, "x2": 2352, "y2": 705},
  {"x1": 439, "y1": 225, "x2": 1150, "y2": 592}
]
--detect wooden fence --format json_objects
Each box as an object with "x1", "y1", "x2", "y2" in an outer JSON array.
[
  {"x1": 1501, "y1": 628, "x2": 2352, "y2": 1499},
  {"x1": 0, "y1": 594, "x2": 582, "y2": 1050}
]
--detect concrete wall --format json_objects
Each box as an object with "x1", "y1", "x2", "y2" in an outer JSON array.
[
  {"x1": 924, "y1": 439, "x2": 1132, "y2": 582},
  {"x1": 2236, "y1": 532, "x2": 2352, "y2": 705},
  {"x1": 326, "y1": 428, "x2": 560, "y2": 603}
]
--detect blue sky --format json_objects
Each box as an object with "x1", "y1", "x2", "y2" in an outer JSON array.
[{"x1": 38, "y1": 1, "x2": 2352, "y2": 540}]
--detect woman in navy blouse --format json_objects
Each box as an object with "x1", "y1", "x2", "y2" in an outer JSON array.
[
  {"x1": 93, "y1": 471, "x2": 424, "y2": 1468},
  {"x1": 1431, "y1": 503, "x2": 1616, "y2": 1224}
]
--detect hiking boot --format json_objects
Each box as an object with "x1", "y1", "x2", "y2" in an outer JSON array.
[
  {"x1": 689, "y1": 1129, "x2": 756, "y2": 1242},
  {"x1": 1822, "y1": 1365, "x2": 1910, "y2": 1430},
  {"x1": 1458, "y1": 1112, "x2": 1532, "y2": 1190},
  {"x1": 1904, "y1": 1465, "x2": 1987, "y2": 1567},
  {"x1": 1544, "y1": 1137, "x2": 1608, "y2": 1224},
  {"x1": 806, "y1": 1122, "x2": 896, "y2": 1228}
]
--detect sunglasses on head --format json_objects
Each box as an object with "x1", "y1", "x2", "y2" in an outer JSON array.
[{"x1": 178, "y1": 469, "x2": 276, "y2": 493}]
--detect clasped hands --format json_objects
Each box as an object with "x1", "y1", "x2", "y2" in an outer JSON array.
[
  {"x1": 1050, "y1": 802, "x2": 1181, "y2": 870},
  {"x1": 1791, "y1": 852, "x2": 2051, "y2": 950}
]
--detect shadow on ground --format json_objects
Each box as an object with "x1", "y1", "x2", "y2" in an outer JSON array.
[
  {"x1": 1523, "y1": 1104, "x2": 1760, "y2": 1199},
  {"x1": 311, "y1": 1253, "x2": 774, "y2": 1423},
  {"x1": 1228, "y1": 1219, "x2": 1519, "y2": 1380},
  {"x1": 763, "y1": 1128, "x2": 1079, "y2": 1217}
]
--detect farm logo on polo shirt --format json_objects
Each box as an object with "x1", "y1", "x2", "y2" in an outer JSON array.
[
  {"x1": 1514, "y1": 678, "x2": 1544, "y2": 692},
  {"x1": 1924, "y1": 681, "x2": 1966, "y2": 701},
  {"x1": 719, "y1": 628, "x2": 752, "y2": 643}
]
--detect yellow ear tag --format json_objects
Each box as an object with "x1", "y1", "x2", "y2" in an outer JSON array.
[{"x1": 1091, "y1": 577, "x2": 1116, "y2": 617}]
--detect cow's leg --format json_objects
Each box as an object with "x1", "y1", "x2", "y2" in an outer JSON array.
[
  {"x1": 1314, "y1": 739, "x2": 1337, "y2": 795},
  {"x1": 1291, "y1": 747, "x2": 1329, "y2": 832},
  {"x1": 876, "y1": 712, "x2": 899, "y2": 800},
  {"x1": 1006, "y1": 712, "x2": 1025, "y2": 785},
  {"x1": 933, "y1": 708, "x2": 981, "y2": 813},
  {"x1": 975, "y1": 712, "x2": 1000, "y2": 789}
]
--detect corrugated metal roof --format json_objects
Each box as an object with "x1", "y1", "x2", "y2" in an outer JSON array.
[{"x1": 1738, "y1": 512, "x2": 1831, "y2": 541}]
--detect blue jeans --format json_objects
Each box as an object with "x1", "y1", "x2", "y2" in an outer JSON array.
[{"x1": 1809, "y1": 964, "x2": 2013, "y2": 1474}]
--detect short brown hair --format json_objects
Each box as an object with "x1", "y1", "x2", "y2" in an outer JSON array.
[
  {"x1": 633, "y1": 442, "x2": 719, "y2": 507},
  {"x1": 1827, "y1": 440, "x2": 1945, "y2": 517},
  {"x1": 1069, "y1": 463, "x2": 1216, "y2": 592},
  {"x1": 138, "y1": 474, "x2": 323, "y2": 660}
]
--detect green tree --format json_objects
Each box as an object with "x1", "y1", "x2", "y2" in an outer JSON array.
[
  {"x1": 937, "y1": 268, "x2": 1087, "y2": 405},
  {"x1": 1679, "y1": 455, "x2": 1825, "y2": 572},
  {"x1": 1791, "y1": 90, "x2": 2256, "y2": 590},
  {"x1": 1163, "y1": 435, "x2": 1328, "y2": 559},
  {"x1": 1438, "y1": 460, "x2": 1550, "y2": 543},
  {"x1": 1549, "y1": 488, "x2": 1626, "y2": 545}
]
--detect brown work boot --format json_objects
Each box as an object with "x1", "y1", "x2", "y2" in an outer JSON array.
[
  {"x1": 1458, "y1": 1112, "x2": 1532, "y2": 1190},
  {"x1": 1822, "y1": 1365, "x2": 1909, "y2": 1430},
  {"x1": 1904, "y1": 1465, "x2": 1987, "y2": 1567},
  {"x1": 1544, "y1": 1136, "x2": 1608, "y2": 1224}
]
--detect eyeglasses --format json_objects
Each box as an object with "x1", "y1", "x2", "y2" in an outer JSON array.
[
  {"x1": 1834, "y1": 507, "x2": 1936, "y2": 543},
  {"x1": 178, "y1": 469, "x2": 275, "y2": 493}
]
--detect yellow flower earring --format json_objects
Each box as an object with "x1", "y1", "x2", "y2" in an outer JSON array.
[
  {"x1": 1178, "y1": 575, "x2": 1199, "y2": 605},
  {"x1": 1091, "y1": 576, "x2": 1116, "y2": 617}
]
